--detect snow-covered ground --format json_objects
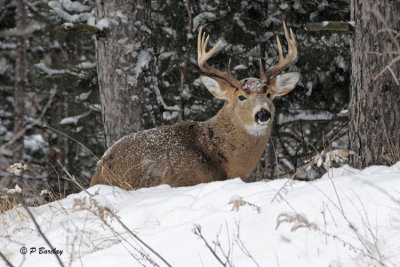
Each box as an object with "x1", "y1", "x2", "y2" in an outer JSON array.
[{"x1": 2, "y1": 162, "x2": 400, "y2": 267}]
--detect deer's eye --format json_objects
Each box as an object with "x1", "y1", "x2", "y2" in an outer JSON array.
[
  {"x1": 238, "y1": 95, "x2": 247, "y2": 101},
  {"x1": 266, "y1": 93, "x2": 271, "y2": 99}
]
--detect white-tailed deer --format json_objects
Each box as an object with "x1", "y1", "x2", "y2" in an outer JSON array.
[{"x1": 91, "y1": 22, "x2": 300, "y2": 189}]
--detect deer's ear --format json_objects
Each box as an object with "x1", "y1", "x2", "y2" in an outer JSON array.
[
  {"x1": 200, "y1": 75, "x2": 234, "y2": 100},
  {"x1": 268, "y1": 72, "x2": 300, "y2": 98}
]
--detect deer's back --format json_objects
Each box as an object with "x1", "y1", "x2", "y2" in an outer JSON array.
[{"x1": 90, "y1": 122, "x2": 226, "y2": 189}]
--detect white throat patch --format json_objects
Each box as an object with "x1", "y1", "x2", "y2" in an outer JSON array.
[{"x1": 245, "y1": 122, "x2": 269, "y2": 136}]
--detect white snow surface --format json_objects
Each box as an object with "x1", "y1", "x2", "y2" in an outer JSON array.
[{"x1": 2, "y1": 162, "x2": 400, "y2": 267}]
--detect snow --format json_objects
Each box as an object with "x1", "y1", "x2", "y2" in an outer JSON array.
[
  {"x1": 24, "y1": 134, "x2": 46, "y2": 153},
  {"x1": 61, "y1": 0, "x2": 91, "y2": 13},
  {"x1": 76, "y1": 61, "x2": 96, "y2": 69},
  {"x1": 0, "y1": 43, "x2": 16, "y2": 50},
  {"x1": 159, "y1": 52, "x2": 175, "y2": 60},
  {"x1": 233, "y1": 64, "x2": 247, "y2": 71},
  {"x1": 2, "y1": 162, "x2": 400, "y2": 267},
  {"x1": 0, "y1": 124, "x2": 7, "y2": 135},
  {"x1": 48, "y1": 1, "x2": 93, "y2": 23},
  {"x1": 62, "y1": 22, "x2": 73, "y2": 29},
  {"x1": 59, "y1": 111, "x2": 91, "y2": 125},
  {"x1": 36, "y1": 62, "x2": 85, "y2": 78},
  {"x1": 193, "y1": 12, "x2": 217, "y2": 31},
  {"x1": 277, "y1": 110, "x2": 335, "y2": 124},
  {"x1": 75, "y1": 90, "x2": 92, "y2": 101},
  {"x1": 7, "y1": 184, "x2": 22, "y2": 194},
  {"x1": 129, "y1": 50, "x2": 151, "y2": 86},
  {"x1": 115, "y1": 10, "x2": 128, "y2": 23},
  {"x1": 96, "y1": 18, "x2": 110, "y2": 30},
  {"x1": 279, "y1": 3, "x2": 289, "y2": 9},
  {"x1": 234, "y1": 13, "x2": 256, "y2": 35}
]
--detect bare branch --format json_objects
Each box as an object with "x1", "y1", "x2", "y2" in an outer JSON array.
[
  {"x1": 305, "y1": 21, "x2": 354, "y2": 32},
  {"x1": 0, "y1": 89, "x2": 56, "y2": 151},
  {"x1": 0, "y1": 251, "x2": 14, "y2": 267},
  {"x1": 22, "y1": 205, "x2": 65, "y2": 267},
  {"x1": 193, "y1": 224, "x2": 229, "y2": 266}
]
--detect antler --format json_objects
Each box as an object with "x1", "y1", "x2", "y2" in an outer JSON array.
[
  {"x1": 260, "y1": 22, "x2": 297, "y2": 82},
  {"x1": 198, "y1": 26, "x2": 242, "y2": 89}
]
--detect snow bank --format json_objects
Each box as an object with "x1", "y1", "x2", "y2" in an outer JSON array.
[{"x1": 1, "y1": 162, "x2": 400, "y2": 267}]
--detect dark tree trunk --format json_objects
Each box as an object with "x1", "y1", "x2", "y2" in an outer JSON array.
[
  {"x1": 254, "y1": 113, "x2": 277, "y2": 181},
  {"x1": 263, "y1": 130, "x2": 278, "y2": 179},
  {"x1": 13, "y1": 0, "x2": 26, "y2": 161},
  {"x1": 95, "y1": 0, "x2": 161, "y2": 148},
  {"x1": 349, "y1": 0, "x2": 400, "y2": 168}
]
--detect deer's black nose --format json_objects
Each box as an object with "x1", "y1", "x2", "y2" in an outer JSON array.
[{"x1": 255, "y1": 108, "x2": 271, "y2": 122}]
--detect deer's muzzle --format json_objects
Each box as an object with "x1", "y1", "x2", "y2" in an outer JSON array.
[{"x1": 255, "y1": 108, "x2": 271, "y2": 124}]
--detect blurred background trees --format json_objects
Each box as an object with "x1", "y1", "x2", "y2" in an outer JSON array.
[
  {"x1": 349, "y1": 0, "x2": 400, "y2": 168},
  {"x1": 1, "y1": 0, "x2": 355, "y2": 198}
]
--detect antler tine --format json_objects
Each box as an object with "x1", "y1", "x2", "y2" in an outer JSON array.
[
  {"x1": 197, "y1": 26, "x2": 242, "y2": 89},
  {"x1": 259, "y1": 59, "x2": 265, "y2": 81},
  {"x1": 261, "y1": 22, "x2": 298, "y2": 83},
  {"x1": 228, "y1": 58, "x2": 232, "y2": 74}
]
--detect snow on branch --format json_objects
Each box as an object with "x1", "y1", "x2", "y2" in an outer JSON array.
[
  {"x1": 277, "y1": 111, "x2": 335, "y2": 125},
  {"x1": 193, "y1": 12, "x2": 217, "y2": 31},
  {"x1": 35, "y1": 62, "x2": 95, "y2": 78},
  {"x1": 48, "y1": 0, "x2": 94, "y2": 23},
  {"x1": 96, "y1": 18, "x2": 110, "y2": 30},
  {"x1": 0, "y1": 43, "x2": 16, "y2": 49},
  {"x1": 153, "y1": 85, "x2": 181, "y2": 112},
  {"x1": 59, "y1": 23, "x2": 106, "y2": 35},
  {"x1": 59, "y1": 111, "x2": 91, "y2": 125},
  {"x1": 0, "y1": 22, "x2": 45, "y2": 38},
  {"x1": 59, "y1": 0, "x2": 91, "y2": 13},
  {"x1": 76, "y1": 61, "x2": 96, "y2": 69},
  {"x1": 305, "y1": 21, "x2": 355, "y2": 32}
]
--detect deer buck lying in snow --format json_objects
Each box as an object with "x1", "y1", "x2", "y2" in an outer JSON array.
[{"x1": 91, "y1": 22, "x2": 300, "y2": 189}]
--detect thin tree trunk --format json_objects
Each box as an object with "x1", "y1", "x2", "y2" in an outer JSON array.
[
  {"x1": 263, "y1": 112, "x2": 278, "y2": 179},
  {"x1": 349, "y1": 0, "x2": 400, "y2": 168},
  {"x1": 95, "y1": 0, "x2": 161, "y2": 148},
  {"x1": 13, "y1": 0, "x2": 26, "y2": 161},
  {"x1": 178, "y1": 0, "x2": 193, "y2": 122}
]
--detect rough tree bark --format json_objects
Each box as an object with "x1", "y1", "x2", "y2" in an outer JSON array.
[
  {"x1": 349, "y1": 0, "x2": 400, "y2": 168},
  {"x1": 95, "y1": 0, "x2": 161, "y2": 148},
  {"x1": 13, "y1": 0, "x2": 26, "y2": 161}
]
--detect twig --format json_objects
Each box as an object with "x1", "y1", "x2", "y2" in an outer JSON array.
[
  {"x1": 234, "y1": 222, "x2": 260, "y2": 267},
  {"x1": 192, "y1": 224, "x2": 227, "y2": 267},
  {"x1": 56, "y1": 161, "x2": 92, "y2": 196},
  {"x1": 112, "y1": 214, "x2": 172, "y2": 267},
  {"x1": 22, "y1": 205, "x2": 65, "y2": 267},
  {"x1": 42, "y1": 124, "x2": 99, "y2": 161},
  {"x1": 0, "y1": 251, "x2": 15, "y2": 267},
  {"x1": 56, "y1": 23, "x2": 106, "y2": 37},
  {"x1": 304, "y1": 21, "x2": 354, "y2": 32},
  {"x1": 177, "y1": 0, "x2": 194, "y2": 121},
  {"x1": 74, "y1": 197, "x2": 172, "y2": 267}
]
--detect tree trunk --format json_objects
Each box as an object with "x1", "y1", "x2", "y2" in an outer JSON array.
[
  {"x1": 13, "y1": 0, "x2": 26, "y2": 161},
  {"x1": 263, "y1": 131, "x2": 277, "y2": 179},
  {"x1": 349, "y1": 0, "x2": 400, "y2": 168},
  {"x1": 95, "y1": 0, "x2": 161, "y2": 148}
]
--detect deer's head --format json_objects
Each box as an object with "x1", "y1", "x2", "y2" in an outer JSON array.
[{"x1": 198, "y1": 23, "x2": 300, "y2": 135}]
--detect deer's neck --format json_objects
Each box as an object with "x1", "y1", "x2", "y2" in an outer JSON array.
[{"x1": 200, "y1": 104, "x2": 272, "y2": 180}]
